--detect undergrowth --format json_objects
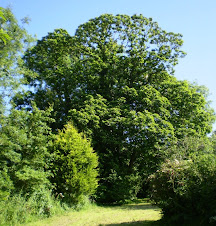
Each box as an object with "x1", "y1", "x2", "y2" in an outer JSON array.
[{"x1": 0, "y1": 189, "x2": 68, "y2": 226}]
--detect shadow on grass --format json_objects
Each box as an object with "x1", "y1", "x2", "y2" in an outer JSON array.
[
  {"x1": 100, "y1": 220, "x2": 156, "y2": 225},
  {"x1": 97, "y1": 199, "x2": 160, "y2": 212},
  {"x1": 153, "y1": 217, "x2": 208, "y2": 226},
  {"x1": 119, "y1": 203, "x2": 159, "y2": 211}
]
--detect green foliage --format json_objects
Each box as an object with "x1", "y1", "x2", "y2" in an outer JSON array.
[
  {"x1": 148, "y1": 137, "x2": 216, "y2": 224},
  {"x1": 0, "y1": 103, "x2": 53, "y2": 197},
  {"x1": 15, "y1": 14, "x2": 215, "y2": 203},
  {"x1": 97, "y1": 170, "x2": 142, "y2": 204},
  {"x1": 0, "y1": 188, "x2": 67, "y2": 226},
  {"x1": 15, "y1": 28, "x2": 77, "y2": 130},
  {"x1": 0, "y1": 7, "x2": 33, "y2": 113},
  {"x1": 0, "y1": 7, "x2": 32, "y2": 70},
  {"x1": 210, "y1": 131, "x2": 216, "y2": 150},
  {"x1": 0, "y1": 7, "x2": 11, "y2": 44},
  {"x1": 70, "y1": 94, "x2": 175, "y2": 202},
  {"x1": 0, "y1": 169, "x2": 13, "y2": 201},
  {"x1": 51, "y1": 122, "x2": 98, "y2": 205}
]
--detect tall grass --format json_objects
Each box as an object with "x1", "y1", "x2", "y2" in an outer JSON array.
[{"x1": 0, "y1": 189, "x2": 68, "y2": 226}]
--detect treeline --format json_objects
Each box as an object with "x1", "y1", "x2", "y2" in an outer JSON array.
[{"x1": 0, "y1": 7, "x2": 216, "y2": 225}]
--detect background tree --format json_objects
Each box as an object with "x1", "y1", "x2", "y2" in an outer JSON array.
[
  {"x1": 16, "y1": 14, "x2": 215, "y2": 202},
  {"x1": 0, "y1": 8, "x2": 68, "y2": 224},
  {"x1": 0, "y1": 103, "x2": 53, "y2": 198},
  {"x1": 0, "y1": 6, "x2": 33, "y2": 113},
  {"x1": 14, "y1": 29, "x2": 80, "y2": 130},
  {"x1": 0, "y1": 7, "x2": 11, "y2": 44}
]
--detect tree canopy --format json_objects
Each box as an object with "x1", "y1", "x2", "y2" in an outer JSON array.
[
  {"x1": 15, "y1": 14, "x2": 215, "y2": 202},
  {"x1": 0, "y1": 7, "x2": 33, "y2": 113}
]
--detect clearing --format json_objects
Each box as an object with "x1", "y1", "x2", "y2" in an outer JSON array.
[{"x1": 25, "y1": 200, "x2": 162, "y2": 226}]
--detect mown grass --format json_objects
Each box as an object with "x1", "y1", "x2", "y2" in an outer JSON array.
[{"x1": 24, "y1": 199, "x2": 162, "y2": 226}]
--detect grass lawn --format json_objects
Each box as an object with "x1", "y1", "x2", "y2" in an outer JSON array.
[{"x1": 24, "y1": 199, "x2": 162, "y2": 226}]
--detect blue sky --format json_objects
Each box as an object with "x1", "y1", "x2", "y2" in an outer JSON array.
[{"x1": 2, "y1": 0, "x2": 216, "y2": 130}]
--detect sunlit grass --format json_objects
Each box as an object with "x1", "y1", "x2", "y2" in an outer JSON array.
[{"x1": 24, "y1": 199, "x2": 162, "y2": 226}]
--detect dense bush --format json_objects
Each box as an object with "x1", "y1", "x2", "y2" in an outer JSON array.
[
  {"x1": 0, "y1": 104, "x2": 53, "y2": 199},
  {"x1": 50, "y1": 122, "x2": 99, "y2": 205},
  {"x1": 97, "y1": 170, "x2": 142, "y2": 204},
  {"x1": 148, "y1": 137, "x2": 216, "y2": 224}
]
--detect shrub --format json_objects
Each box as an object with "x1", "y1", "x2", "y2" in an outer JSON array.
[
  {"x1": 0, "y1": 104, "x2": 53, "y2": 197},
  {"x1": 51, "y1": 122, "x2": 99, "y2": 205},
  {"x1": 148, "y1": 137, "x2": 216, "y2": 224}
]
